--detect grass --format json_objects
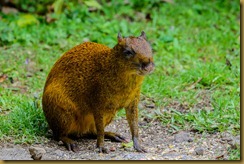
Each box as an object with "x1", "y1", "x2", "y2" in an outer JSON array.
[{"x1": 0, "y1": 0, "x2": 240, "y2": 159}]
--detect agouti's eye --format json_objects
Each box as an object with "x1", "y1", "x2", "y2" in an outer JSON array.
[{"x1": 123, "y1": 49, "x2": 135, "y2": 58}]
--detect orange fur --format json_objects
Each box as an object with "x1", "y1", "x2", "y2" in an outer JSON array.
[{"x1": 42, "y1": 32, "x2": 154, "y2": 152}]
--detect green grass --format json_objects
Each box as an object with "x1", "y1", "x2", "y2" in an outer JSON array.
[
  {"x1": 0, "y1": 0, "x2": 240, "y2": 159},
  {"x1": 228, "y1": 148, "x2": 241, "y2": 160}
]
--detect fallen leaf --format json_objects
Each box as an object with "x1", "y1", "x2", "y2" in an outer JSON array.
[
  {"x1": 215, "y1": 154, "x2": 224, "y2": 159},
  {"x1": 17, "y1": 14, "x2": 39, "y2": 27},
  {"x1": 0, "y1": 74, "x2": 8, "y2": 83},
  {"x1": 122, "y1": 141, "x2": 133, "y2": 148},
  {"x1": 84, "y1": 0, "x2": 102, "y2": 10}
]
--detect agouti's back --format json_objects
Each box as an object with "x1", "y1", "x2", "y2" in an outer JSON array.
[{"x1": 42, "y1": 32, "x2": 155, "y2": 153}]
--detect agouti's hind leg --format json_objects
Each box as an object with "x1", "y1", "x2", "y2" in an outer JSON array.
[
  {"x1": 104, "y1": 132, "x2": 129, "y2": 143},
  {"x1": 60, "y1": 136, "x2": 79, "y2": 152},
  {"x1": 83, "y1": 132, "x2": 128, "y2": 143}
]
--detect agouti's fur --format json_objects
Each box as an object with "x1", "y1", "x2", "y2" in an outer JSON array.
[{"x1": 42, "y1": 31, "x2": 155, "y2": 153}]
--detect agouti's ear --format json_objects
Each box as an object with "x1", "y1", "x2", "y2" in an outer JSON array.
[
  {"x1": 140, "y1": 31, "x2": 146, "y2": 40},
  {"x1": 117, "y1": 32, "x2": 123, "y2": 42}
]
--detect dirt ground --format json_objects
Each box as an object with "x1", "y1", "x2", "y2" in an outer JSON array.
[
  {"x1": 0, "y1": 95, "x2": 240, "y2": 160},
  {"x1": 0, "y1": 115, "x2": 240, "y2": 160}
]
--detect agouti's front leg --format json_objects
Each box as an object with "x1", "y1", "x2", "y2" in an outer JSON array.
[
  {"x1": 126, "y1": 95, "x2": 147, "y2": 153},
  {"x1": 94, "y1": 113, "x2": 108, "y2": 153}
]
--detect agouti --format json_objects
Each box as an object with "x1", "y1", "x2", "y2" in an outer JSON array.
[{"x1": 42, "y1": 31, "x2": 155, "y2": 153}]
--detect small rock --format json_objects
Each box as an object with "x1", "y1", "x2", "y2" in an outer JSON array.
[
  {"x1": 110, "y1": 146, "x2": 116, "y2": 152},
  {"x1": 174, "y1": 131, "x2": 192, "y2": 143},
  {"x1": 29, "y1": 146, "x2": 46, "y2": 160},
  {"x1": 58, "y1": 141, "x2": 64, "y2": 145},
  {"x1": 195, "y1": 147, "x2": 204, "y2": 155}
]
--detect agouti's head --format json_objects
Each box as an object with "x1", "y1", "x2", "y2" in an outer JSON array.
[{"x1": 115, "y1": 31, "x2": 155, "y2": 76}]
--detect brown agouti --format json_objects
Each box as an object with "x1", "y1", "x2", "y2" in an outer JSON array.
[{"x1": 42, "y1": 31, "x2": 155, "y2": 153}]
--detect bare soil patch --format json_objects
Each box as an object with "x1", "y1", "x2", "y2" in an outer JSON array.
[{"x1": 0, "y1": 117, "x2": 239, "y2": 160}]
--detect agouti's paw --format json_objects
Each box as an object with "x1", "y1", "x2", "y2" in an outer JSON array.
[
  {"x1": 65, "y1": 143, "x2": 79, "y2": 152},
  {"x1": 113, "y1": 134, "x2": 129, "y2": 143},
  {"x1": 97, "y1": 147, "x2": 109, "y2": 154},
  {"x1": 134, "y1": 145, "x2": 147, "y2": 153},
  {"x1": 105, "y1": 132, "x2": 129, "y2": 143},
  {"x1": 133, "y1": 137, "x2": 147, "y2": 153}
]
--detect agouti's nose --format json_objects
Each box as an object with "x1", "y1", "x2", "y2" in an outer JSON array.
[{"x1": 141, "y1": 62, "x2": 155, "y2": 73}]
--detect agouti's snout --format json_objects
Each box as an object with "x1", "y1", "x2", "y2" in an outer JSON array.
[{"x1": 139, "y1": 61, "x2": 155, "y2": 75}]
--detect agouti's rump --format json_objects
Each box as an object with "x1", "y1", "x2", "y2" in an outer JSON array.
[{"x1": 42, "y1": 31, "x2": 155, "y2": 153}]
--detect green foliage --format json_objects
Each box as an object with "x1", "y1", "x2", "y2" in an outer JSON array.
[
  {"x1": 12, "y1": 0, "x2": 53, "y2": 13},
  {"x1": 228, "y1": 148, "x2": 240, "y2": 160},
  {"x1": 0, "y1": 92, "x2": 48, "y2": 143}
]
